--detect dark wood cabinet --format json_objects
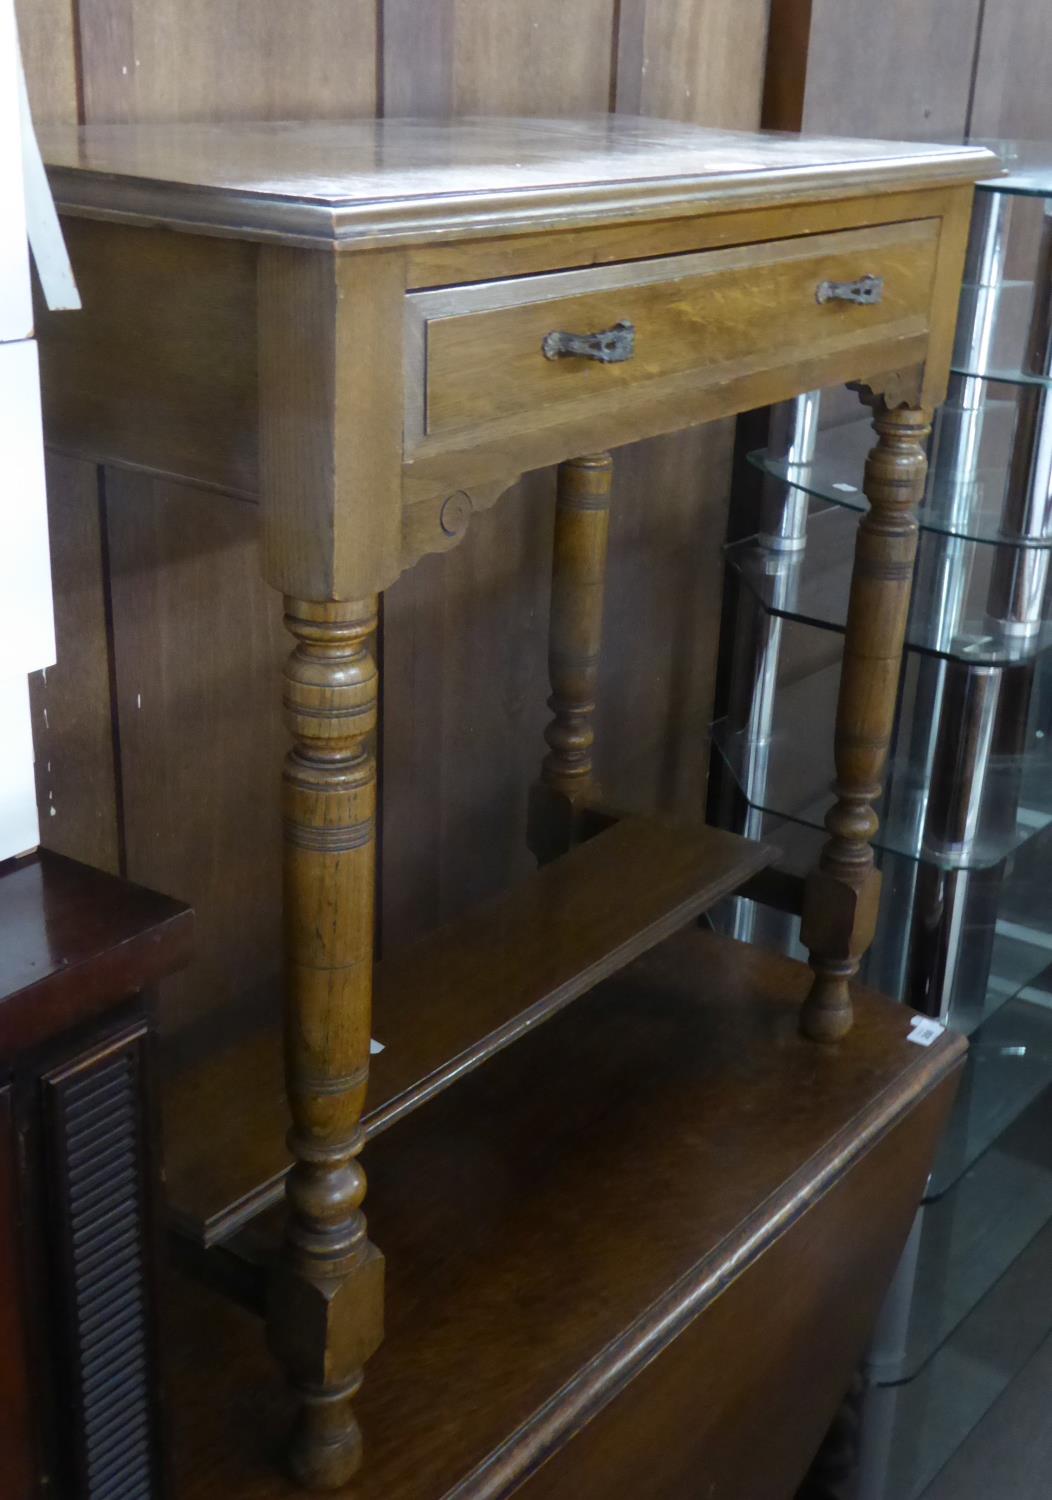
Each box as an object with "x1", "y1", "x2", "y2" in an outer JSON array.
[{"x1": 0, "y1": 851, "x2": 191, "y2": 1499}]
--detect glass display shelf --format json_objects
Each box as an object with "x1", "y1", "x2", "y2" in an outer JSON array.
[
  {"x1": 952, "y1": 280, "x2": 1052, "y2": 388},
  {"x1": 973, "y1": 139, "x2": 1052, "y2": 199},
  {"x1": 708, "y1": 776, "x2": 1052, "y2": 1031},
  {"x1": 710, "y1": 660, "x2": 1052, "y2": 872},
  {"x1": 858, "y1": 1203, "x2": 1052, "y2": 1500},
  {"x1": 983, "y1": 828, "x2": 1052, "y2": 1011},
  {"x1": 865, "y1": 824, "x2": 1052, "y2": 1038},
  {"x1": 726, "y1": 504, "x2": 1052, "y2": 667},
  {"x1": 926, "y1": 982, "x2": 1052, "y2": 1201},
  {"x1": 870, "y1": 1078, "x2": 1052, "y2": 1387},
  {"x1": 749, "y1": 385, "x2": 1052, "y2": 548}
]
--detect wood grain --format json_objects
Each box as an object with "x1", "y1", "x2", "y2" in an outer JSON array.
[
  {"x1": 801, "y1": 404, "x2": 928, "y2": 1042},
  {"x1": 76, "y1": 0, "x2": 378, "y2": 122},
  {"x1": 379, "y1": 0, "x2": 457, "y2": 117},
  {"x1": 412, "y1": 223, "x2": 939, "y2": 445},
  {"x1": 165, "y1": 813, "x2": 775, "y2": 1245},
  {"x1": 610, "y1": 0, "x2": 784, "y2": 844},
  {"x1": 382, "y1": 0, "x2": 780, "y2": 950},
  {"x1": 451, "y1": 0, "x2": 616, "y2": 115},
  {"x1": 616, "y1": 0, "x2": 770, "y2": 126},
  {"x1": 517, "y1": 1080, "x2": 950, "y2": 1500},
  {"x1": 406, "y1": 184, "x2": 966, "y2": 289},
  {"x1": 269, "y1": 596, "x2": 384, "y2": 1490},
  {"x1": 968, "y1": 0, "x2": 1052, "y2": 139},
  {"x1": 382, "y1": 0, "x2": 616, "y2": 118},
  {"x1": 14, "y1": 0, "x2": 79, "y2": 123},
  {"x1": 39, "y1": 219, "x2": 258, "y2": 497},
  {"x1": 258, "y1": 248, "x2": 405, "y2": 600},
  {"x1": 764, "y1": 0, "x2": 984, "y2": 139},
  {"x1": 596, "y1": 425, "x2": 734, "y2": 812},
  {"x1": 103, "y1": 471, "x2": 286, "y2": 1040},
  {"x1": 28, "y1": 454, "x2": 121, "y2": 874},
  {"x1": 379, "y1": 473, "x2": 556, "y2": 946},
  {"x1": 0, "y1": 851, "x2": 190, "y2": 1055},
  {"x1": 527, "y1": 453, "x2": 613, "y2": 862},
  {"x1": 166, "y1": 925, "x2": 965, "y2": 1500}
]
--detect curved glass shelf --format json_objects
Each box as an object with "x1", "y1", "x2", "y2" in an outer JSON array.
[
  {"x1": 928, "y1": 980, "x2": 1052, "y2": 1202},
  {"x1": 973, "y1": 139, "x2": 1052, "y2": 199},
  {"x1": 863, "y1": 1202, "x2": 1052, "y2": 1500},
  {"x1": 872, "y1": 1077, "x2": 1052, "y2": 1387},
  {"x1": 952, "y1": 280, "x2": 1052, "y2": 388},
  {"x1": 750, "y1": 393, "x2": 1052, "y2": 549},
  {"x1": 726, "y1": 505, "x2": 1052, "y2": 667},
  {"x1": 710, "y1": 658, "x2": 1052, "y2": 872}
]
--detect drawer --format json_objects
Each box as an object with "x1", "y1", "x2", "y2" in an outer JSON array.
[{"x1": 405, "y1": 219, "x2": 939, "y2": 450}]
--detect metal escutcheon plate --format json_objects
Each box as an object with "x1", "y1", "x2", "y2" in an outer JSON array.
[
  {"x1": 542, "y1": 319, "x2": 636, "y2": 363},
  {"x1": 815, "y1": 274, "x2": 884, "y2": 305}
]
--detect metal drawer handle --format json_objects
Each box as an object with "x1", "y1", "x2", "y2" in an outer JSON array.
[
  {"x1": 816, "y1": 274, "x2": 884, "y2": 306},
  {"x1": 542, "y1": 320, "x2": 636, "y2": 363}
]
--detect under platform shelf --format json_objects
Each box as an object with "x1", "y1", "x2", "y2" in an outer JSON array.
[
  {"x1": 164, "y1": 925, "x2": 963, "y2": 1500},
  {"x1": 163, "y1": 813, "x2": 774, "y2": 1247}
]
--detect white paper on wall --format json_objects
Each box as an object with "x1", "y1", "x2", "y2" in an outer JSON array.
[
  {"x1": 0, "y1": 0, "x2": 31, "y2": 343},
  {"x1": 18, "y1": 41, "x2": 79, "y2": 312},
  {"x1": 0, "y1": 338, "x2": 55, "y2": 678},
  {"x1": 0, "y1": 673, "x2": 40, "y2": 859}
]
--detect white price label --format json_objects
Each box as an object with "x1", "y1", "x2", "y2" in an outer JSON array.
[{"x1": 907, "y1": 1016, "x2": 945, "y2": 1047}]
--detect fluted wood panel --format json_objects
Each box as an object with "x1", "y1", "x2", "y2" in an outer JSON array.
[{"x1": 45, "y1": 1032, "x2": 161, "y2": 1499}]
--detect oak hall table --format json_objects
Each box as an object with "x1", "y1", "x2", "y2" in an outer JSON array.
[{"x1": 35, "y1": 118, "x2": 994, "y2": 1490}]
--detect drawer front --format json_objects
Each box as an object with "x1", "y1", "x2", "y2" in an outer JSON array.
[{"x1": 405, "y1": 219, "x2": 939, "y2": 450}]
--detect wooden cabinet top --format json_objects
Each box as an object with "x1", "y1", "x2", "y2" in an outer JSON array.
[
  {"x1": 0, "y1": 852, "x2": 192, "y2": 1057},
  {"x1": 38, "y1": 117, "x2": 996, "y2": 249}
]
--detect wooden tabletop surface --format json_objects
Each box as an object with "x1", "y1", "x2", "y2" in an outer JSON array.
[{"x1": 37, "y1": 117, "x2": 997, "y2": 248}]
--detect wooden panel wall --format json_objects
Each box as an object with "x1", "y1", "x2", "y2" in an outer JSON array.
[
  {"x1": 764, "y1": 0, "x2": 984, "y2": 140},
  {"x1": 16, "y1": 1, "x2": 771, "y2": 1042},
  {"x1": 75, "y1": 0, "x2": 379, "y2": 122},
  {"x1": 28, "y1": 456, "x2": 121, "y2": 872},
  {"x1": 104, "y1": 474, "x2": 288, "y2": 1035},
  {"x1": 969, "y1": 2, "x2": 1052, "y2": 140}
]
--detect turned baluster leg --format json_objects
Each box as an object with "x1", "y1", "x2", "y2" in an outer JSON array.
[
  {"x1": 267, "y1": 596, "x2": 385, "y2": 1490},
  {"x1": 800, "y1": 405, "x2": 929, "y2": 1042},
  {"x1": 527, "y1": 452, "x2": 613, "y2": 864}
]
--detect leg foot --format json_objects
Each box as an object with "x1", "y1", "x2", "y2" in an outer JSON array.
[{"x1": 287, "y1": 1377, "x2": 364, "y2": 1491}]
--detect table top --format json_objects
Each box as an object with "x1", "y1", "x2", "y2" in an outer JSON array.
[
  {"x1": 0, "y1": 851, "x2": 191, "y2": 1057},
  {"x1": 39, "y1": 116, "x2": 996, "y2": 250}
]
